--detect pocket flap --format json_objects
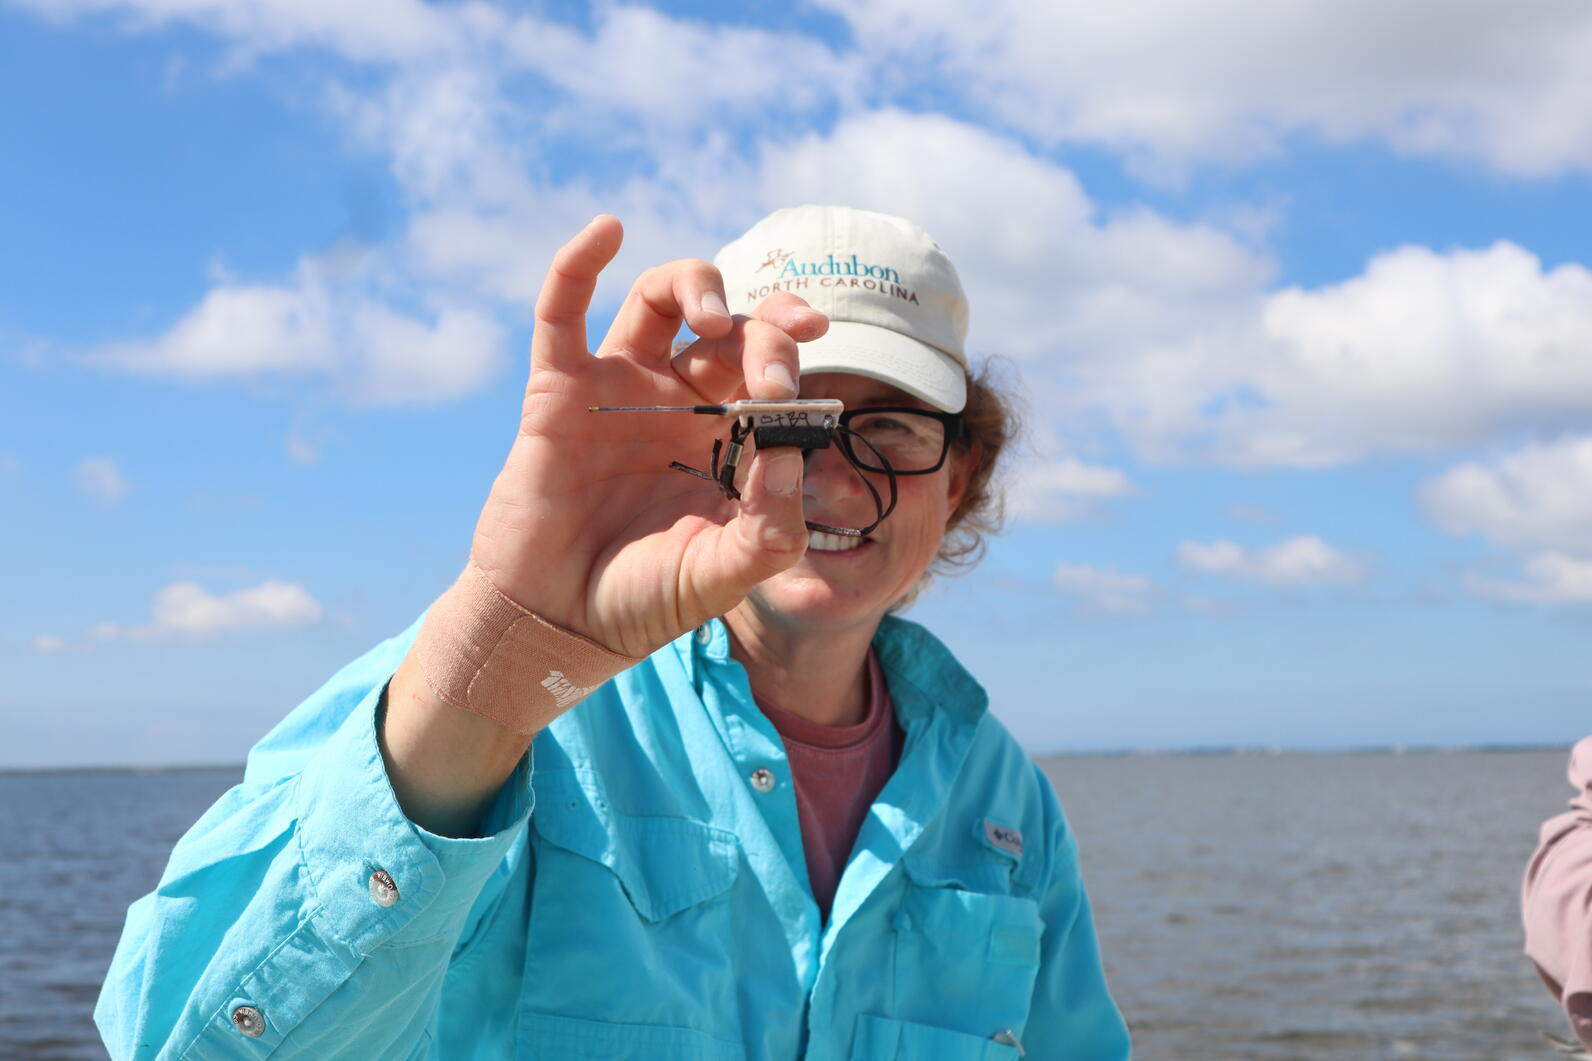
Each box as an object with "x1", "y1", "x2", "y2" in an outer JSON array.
[
  {"x1": 902, "y1": 851, "x2": 1013, "y2": 895},
  {"x1": 532, "y1": 773, "x2": 739, "y2": 921},
  {"x1": 852, "y1": 1014, "x2": 1019, "y2": 1059},
  {"x1": 522, "y1": 1012, "x2": 745, "y2": 1060}
]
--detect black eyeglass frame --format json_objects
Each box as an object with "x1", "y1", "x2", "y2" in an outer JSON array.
[{"x1": 836, "y1": 406, "x2": 967, "y2": 476}]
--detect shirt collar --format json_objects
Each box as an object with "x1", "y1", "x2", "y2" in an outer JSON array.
[{"x1": 676, "y1": 614, "x2": 989, "y2": 728}]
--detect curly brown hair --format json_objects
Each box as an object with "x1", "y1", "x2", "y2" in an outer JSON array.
[
  {"x1": 933, "y1": 359, "x2": 1020, "y2": 575},
  {"x1": 883, "y1": 361, "x2": 1020, "y2": 614}
]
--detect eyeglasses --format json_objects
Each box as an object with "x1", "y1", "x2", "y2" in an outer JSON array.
[
  {"x1": 835, "y1": 407, "x2": 964, "y2": 475},
  {"x1": 586, "y1": 399, "x2": 964, "y2": 538}
]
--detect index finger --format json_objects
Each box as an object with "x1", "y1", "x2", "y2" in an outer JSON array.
[
  {"x1": 670, "y1": 291, "x2": 829, "y2": 401},
  {"x1": 599, "y1": 258, "x2": 736, "y2": 364},
  {"x1": 748, "y1": 290, "x2": 828, "y2": 345},
  {"x1": 531, "y1": 215, "x2": 624, "y2": 375}
]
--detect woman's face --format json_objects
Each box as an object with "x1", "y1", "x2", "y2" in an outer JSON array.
[{"x1": 740, "y1": 372, "x2": 975, "y2": 635}]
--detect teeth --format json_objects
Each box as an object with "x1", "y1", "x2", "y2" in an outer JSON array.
[{"x1": 808, "y1": 530, "x2": 865, "y2": 552}]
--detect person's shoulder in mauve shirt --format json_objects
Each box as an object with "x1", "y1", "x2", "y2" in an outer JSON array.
[{"x1": 1523, "y1": 736, "x2": 1592, "y2": 1051}]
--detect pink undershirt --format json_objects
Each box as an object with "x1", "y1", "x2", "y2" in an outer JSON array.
[{"x1": 756, "y1": 652, "x2": 904, "y2": 922}]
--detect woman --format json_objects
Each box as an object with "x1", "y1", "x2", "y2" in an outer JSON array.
[{"x1": 97, "y1": 206, "x2": 1130, "y2": 1059}]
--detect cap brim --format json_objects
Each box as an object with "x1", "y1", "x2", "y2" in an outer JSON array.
[{"x1": 795, "y1": 320, "x2": 967, "y2": 413}]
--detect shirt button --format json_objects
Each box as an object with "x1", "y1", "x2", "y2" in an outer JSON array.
[
  {"x1": 368, "y1": 869, "x2": 399, "y2": 907},
  {"x1": 231, "y1": 1005, "x2": 265, "y2": 1038},
  {"x1": 695, "y1": 625, "x2": 712, "y2": 645},
  {"x1": 750, "y1": 768, "x2": 776, "y2": 793}
]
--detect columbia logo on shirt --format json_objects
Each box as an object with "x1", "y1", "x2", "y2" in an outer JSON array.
[{"x1": 982, "y1": 819, "x2": 1024, "y2": 858}]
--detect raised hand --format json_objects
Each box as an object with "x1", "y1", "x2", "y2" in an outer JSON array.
[{"x1": 469, "y1": 215, "x2": 827, "y2": 657}]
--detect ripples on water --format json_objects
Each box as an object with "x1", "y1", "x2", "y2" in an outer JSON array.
[
  {"x1": 0, "y1": 769, "x2": 239, "y2": 1061},
  {"x1": 0, "y1": 751, "x2": 1573, "y2": 1059},
  {"x1": 1043, "y1": 750, "x2": 1572, "y2": 1061}
]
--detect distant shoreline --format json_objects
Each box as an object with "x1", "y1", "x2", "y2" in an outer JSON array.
[
  {"x1": 1, "y1": 742, "x2": 1575, "y2": 776},
  {"x1": 0, "y1": 762, "x2": 247, "y2": 777},
  {"x1": 1040, "y1": 741, "x2": 1574, "y2": 759}
]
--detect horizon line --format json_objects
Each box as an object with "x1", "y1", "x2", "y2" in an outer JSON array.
[{"x1": 0, "y1": 739, "x2": 1576, "y2": 776}]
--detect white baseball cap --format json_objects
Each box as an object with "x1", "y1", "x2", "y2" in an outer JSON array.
[{"x1": 714, "y1": 205, "x2": 970, "y2": 413}]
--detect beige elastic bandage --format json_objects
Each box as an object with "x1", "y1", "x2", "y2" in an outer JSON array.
[{"x1": 414, "y1": 562, "x2": 643, "y2": 734}]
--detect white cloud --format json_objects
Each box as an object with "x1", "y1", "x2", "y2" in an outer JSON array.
[
  {"x1": 20, "y1": 0, "x2": 849, "y2": 138},
  {"x1": 1242, "y1": 243, "x2": 1592, "y2": 460},
  {"x1": 1007, "y1": 456, "x2": 1136, "y2": 523},
  {"x1": 403, "y1": 197, "x2": 607, "y2": 306},
  {"x1": 9, "y1": 0, "x2": 480, "y2": 65},
  {"x1": 1177, "y1": 535, "x2": 1366, "y2": 586},
  {"x1": 97, "y1": 270, "x2": 338, "y2": 379},
  {"x1": 95, "y1": 255, "x2": 505, "y2": 405},
  {"x1": 1421, "y1": 435, "x2": 1592, "y2": 554},
  {"x1": 744, "y1": 109, "x2": 1273, "y2": 362},
  {"x1": 504, "y1": 7, "x2": 853, "y2": 131},
  {"x1": 346, "y1": 300, "x2": 504, "y2": 406},
  {"x1": 817, "y1": 0, "x2": 1592, "y2": 179},
  {"x1": 1097, "y1": 241, "x2": 1592, "y2": 466},
  {"x1": 94, "y1": 580, "x2": 324, "y2": 641},
  {"x1": 1422, "y1": 436, "x2": 1592, "y2": 606},
  {"x1": 1052, "y1": 562, "x2": 1153, "y2": 615},
  {"x1": 31, "y1": 634, "x2": 68, "y2": 653},
  {"x1": 72, "y1": 458, "x2": 129, "y2": 504},
  {"x1": 151, "y1": 580, "x2": 322, "y2": 636},
  {"x1": 1465, "y1": 552, "x2": 1592, "y2": 605},
  {"x1": 328, "y1": 67, "x2": 532, "y2": 212}
]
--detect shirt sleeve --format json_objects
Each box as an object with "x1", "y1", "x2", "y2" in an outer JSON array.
[
  {"x1": 1523, "y1": 736, "x2": 1592, "y2": 1051},
  {"x1": 1022, "y1": 770, "x2": 1132, "y2": 1061},
  {"x1": 94, "y1": 619, "x2": 534, "y2": 1060}
]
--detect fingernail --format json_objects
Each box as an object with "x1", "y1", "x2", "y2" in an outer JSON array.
[
  {"x1": 763, "y1": 361, "x2": 797, "y2": 396},
  {"x1": 762, "y1": 450, "x2": 802, "y2": 496},
  {"x1": 700, "y1": 291, "x2": 731, "y2": 319},
  {"x1": 795, "y1": 308, "x2": 827, "y2": 337}
]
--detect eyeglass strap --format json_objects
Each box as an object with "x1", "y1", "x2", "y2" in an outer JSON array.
[
  {"x1": 805, "y1": 424, "x2": 897, "y2": 538},
  {"x1": 670, "y1": 420, "x2": 899, "y2": 538},
  {"x1": 669, "y1": 419, "x2": 752, "y2": 501}
]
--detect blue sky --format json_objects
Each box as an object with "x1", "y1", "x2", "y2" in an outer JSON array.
[{"x1": 4, "y1": 0, "x2": 1590, "y2": 767}]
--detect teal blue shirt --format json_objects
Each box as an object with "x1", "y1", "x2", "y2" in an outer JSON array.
[{"x1": 97, "y1": 614, "x2": 1130, "y2": 1060}]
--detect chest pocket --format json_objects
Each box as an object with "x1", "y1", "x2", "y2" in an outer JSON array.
[
  {"x1": 519, "y1": 773, "x2": 745, "y2": 1059},
  {"x1": 886, "y1": 853, "x2": 1043, "y2": 1047}
]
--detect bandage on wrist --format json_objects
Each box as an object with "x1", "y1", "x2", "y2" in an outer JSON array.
[{"x1": 414, "y1": 562, "x2": 643, "y2": 734}]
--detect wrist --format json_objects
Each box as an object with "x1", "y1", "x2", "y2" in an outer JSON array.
[
  {"x1": 414, "y1": 562, "x2": 642, "y2": 735},
  {"x1": 380, "y1": 651, "x2": 531, "y2": 837}
]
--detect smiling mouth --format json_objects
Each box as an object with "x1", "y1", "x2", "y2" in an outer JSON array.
[{"x1": 807, "y1": 529, "x2": 870, "y2": 553}]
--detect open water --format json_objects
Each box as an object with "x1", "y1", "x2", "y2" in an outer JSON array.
[{"x1": 0, "y1": 749, "x2": 1574, "y2": 1060}]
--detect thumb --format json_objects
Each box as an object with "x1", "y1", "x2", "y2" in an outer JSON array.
[{"x1": 719, "y1": 447, "x2": 808, "y2": 589}]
